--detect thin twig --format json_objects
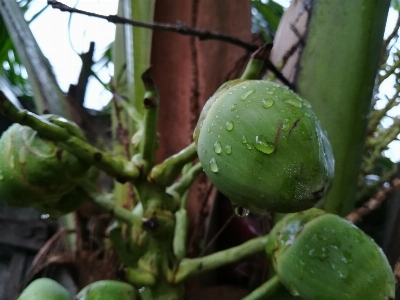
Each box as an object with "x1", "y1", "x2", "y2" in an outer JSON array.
[
  {"x1": 345, "y1": 178, "x2": 400, "y2": 223},
  {"x1": 199, "y1": 213, "x2": 235, "y2": 257},
  {"x1": 48, "y1": 0, "x2": 257, "y2": 51},
  {"x1": 47, "y1": 0, "x2": 292, "y2": 86}
]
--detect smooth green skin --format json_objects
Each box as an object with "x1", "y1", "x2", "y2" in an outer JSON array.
[
  {"x1": 76, "y1": 280, "x2": 137, "y2": 300},
  {"x1": 0, "y1": 116, "x2": 89, "y2": 207},
  {"x1": 296, "y1": 0, "x2": 390, "y2": 215},
  {"x1": 266, "y1": 209, "x2": 395, "y2": 300},
  {"x1": 194, "y1": 80, "x2": 334, "y2": 213},
  {"x1": 18, "y1": 278, "x2": 73, "y2": 300}
]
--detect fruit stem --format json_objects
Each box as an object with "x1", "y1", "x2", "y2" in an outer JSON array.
[
  {"x1": 148, "y1": 142, "x2": 198, "y2": 186},
  {"x1": 241, "y1": 275, "x2": 284, "y2": 300},
  {"x1": 0, "y1": 91, "x2": 140, "y2": 182},
  {"x1": 171, "y1": 235, "x2": 269, "y2": 283},
  {"x1": 173, "y1": 209, "x2": 189, "y2": 260},
  {"x1": 240, "y1": 44, "x2": 271, "y2": 80},
  {"x1": 166, "y1": 162, "x2": 203, "y2": 207},
  {"x1": 139, "y1": 69, "x2": 159, "y2": 175},
  {"x1": 77, "y1": 185, "x2": 140, "y2": 226}
]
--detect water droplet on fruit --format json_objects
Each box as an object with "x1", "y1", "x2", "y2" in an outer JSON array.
[
  {"x1": 230, "y1": 104, "x2": 237, "y2": 111},
  {"x1": 209, "y1": 157, "x2": 218, "y2": 172},
  {"x1": 9, "y1": 155, "x2": 14, "y2": 169},
  {"x1": 285, "y1": 98, "x2": 302, "y2": 108},
  {"x1": 214, "y1": 141, "x2": 222, "y2": 154},
  {"x1": 240, "y1": 89, "x2": 255, "y2": 101},
  {"x1": 215, "y1": 115, "x2": 219, "y2": 119},
  {"x1": 282, "y1": 119, "x2": 291, "y2": 132},
  {"x1": 254, "y1": 135, "x2": 275, "y2": 154},
  {"x1": 262, "y1": 99, "x2": 274, "y2": 109},
  {"x1": 225, "y1": 145, "x2": 232, "y2": 154},
  {"x1": 207, "y1": 127, "x2": 211, "y2": 133},
  {"x1": 226, "y1": 121, "x2": 234, "y2": 131},
  {"x1": 241, "y1": 136, "x2": 247, "y2": 144},
  {"x1": 234, "y1": 206, "x2": 249, "y2": 218},
  {"x1": 293, "y1": 110, "x2": 304, "y2": 118},
  {"x1": 246, "y1": 144, "x2": 252, "y2": 150}
]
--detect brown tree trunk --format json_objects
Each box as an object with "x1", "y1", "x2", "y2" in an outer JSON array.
[{"x1": 151, "y1": 0, "x2": 251, "y2": 250}]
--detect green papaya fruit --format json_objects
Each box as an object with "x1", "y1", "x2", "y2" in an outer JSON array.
[
  {"x1": 18, "y1": 278, "x2": 73, "y2": 300},
  {"x1": 194, "y1": 80, "x2": 334, "y2": 213},
  {"x1": 76, "y1": 280, "x2": 137, "y2": 300},
  {"x1": 266, "y1": 208, "x2": 395, "y2": 299},
  {"x1": 0, "y1": 115, "x2": 89, "y2": 208}
]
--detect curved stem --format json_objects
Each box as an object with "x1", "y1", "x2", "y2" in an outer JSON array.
[
  {"x1": 240, "y1": 44, "x2": 271, "y2": 80},
  {"x1": 149, "y1": 142, "x2": 198, "y2": 186},
  {"x1": 242, "y1": 275, "x2": 283, "y2": 300},
  {"x1": 0, "y1": 91, "x2": 140, "y2": 182},
  {"x1": 139, "y1": 69, "x2": 159, "y2": 174},
  {"x1": 172, "y1": 235, "x2": 269, "y2": 283},
  {"x1": 77, "y1": 185, "x2": 139, "y2": 226},
  {"x1": 166, "y1": 162, "x2": 203, "y2": 207}
]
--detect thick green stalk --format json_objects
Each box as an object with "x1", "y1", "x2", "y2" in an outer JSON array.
[
  {"x1": 295, "y1": 0, "x2": 390, "y2": 215},
  {"x1": 0, "y1": 0, "x2": 72, "y2": 118},
  {"x1": 139, "y1": 69, "x2": 159, "y2": 174},
  {"x1": 166, "y1": 162, "x2": 203, "y2": 205},
  {"x1": 240, "y1": 45, "x2": 270, "y2": 80},
  {"x1": 172, "y1": 235, "x2": 269, "y2": 283},
  {"x1": 149, "y1": 143, "x2": 198, "y2": 186},
  {"x1": 242, "y1": 276, "x2": 283, "y2": 300}
]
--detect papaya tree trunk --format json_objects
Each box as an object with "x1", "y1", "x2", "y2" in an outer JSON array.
[{"x1": 151, "y1": 0, "x2": 252, "y2": 254}]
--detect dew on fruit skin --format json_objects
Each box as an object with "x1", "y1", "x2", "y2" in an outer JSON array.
[
  {"x1": 234, "y1": 206, "x2": 250, "y2": 218},
  {"x1": 209, "y1": 157, "x2": 218, "y2": 172},
  {"x1": 225, "y1": 145, "x2": 232, "y2": 154},
  {"x1": 240, "y1": 89, "x2": 255, "y2": 101},
  {"x1": 207, "y1": 127, "x2": 211, "y2": 133},
  {"x1": 214, "y1": 141, "x2": 222, "y2": 154},
  {"x1": 262, "y1": 99, "x2": 274, "y2": 109},
  {"x1": 226, "y1": 121, "x2": 234, "y2": 131},
  {"x1": 285, "y1": 98, "x2": 302, "y2": 108},
  {"x1": 241, "y1": 136, "x2": 247, "y2": 144},
  {"x1": 282, "y1": 119, "x2": 291, "y2": 132},
  {"x1": 215, "y1": 115, "x2": 219, "y2": 119},
  {"x1": 10, "y1": 155, "x2": 14, "y2": 169},
  {"x1": 254, "y1": 135, "x2": 275, "y2": 154},
  {"x1": 230, "y1": 104, "x2": 237, "y2": 111},
  {"x1": 293, "y1": 110, "x2": 304, "y2": 118},
  {"x1": 246, "y1": 144, "x2": 252, "y2": 150}
]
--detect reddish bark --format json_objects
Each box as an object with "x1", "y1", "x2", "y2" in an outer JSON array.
[{"x1": 151, "y1": 0, "x2": 252, "y2": 255}]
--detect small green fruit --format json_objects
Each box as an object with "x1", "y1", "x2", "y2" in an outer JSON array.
[
  {"x1": 0, "y1": 115, "x2": 89, "y2": 208},
  {"x1": 266, "y1": 208, "x2": 395, "y2": 300},
  {"x1": 18, "y1": 278, "x2": 73, "y2": 300},
  {"x1": 194, "y1": 80, "x2": 334, "y2": 213},
  {"x1": 76, "y1": 280, "x2": 137, "y2": 300}
]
